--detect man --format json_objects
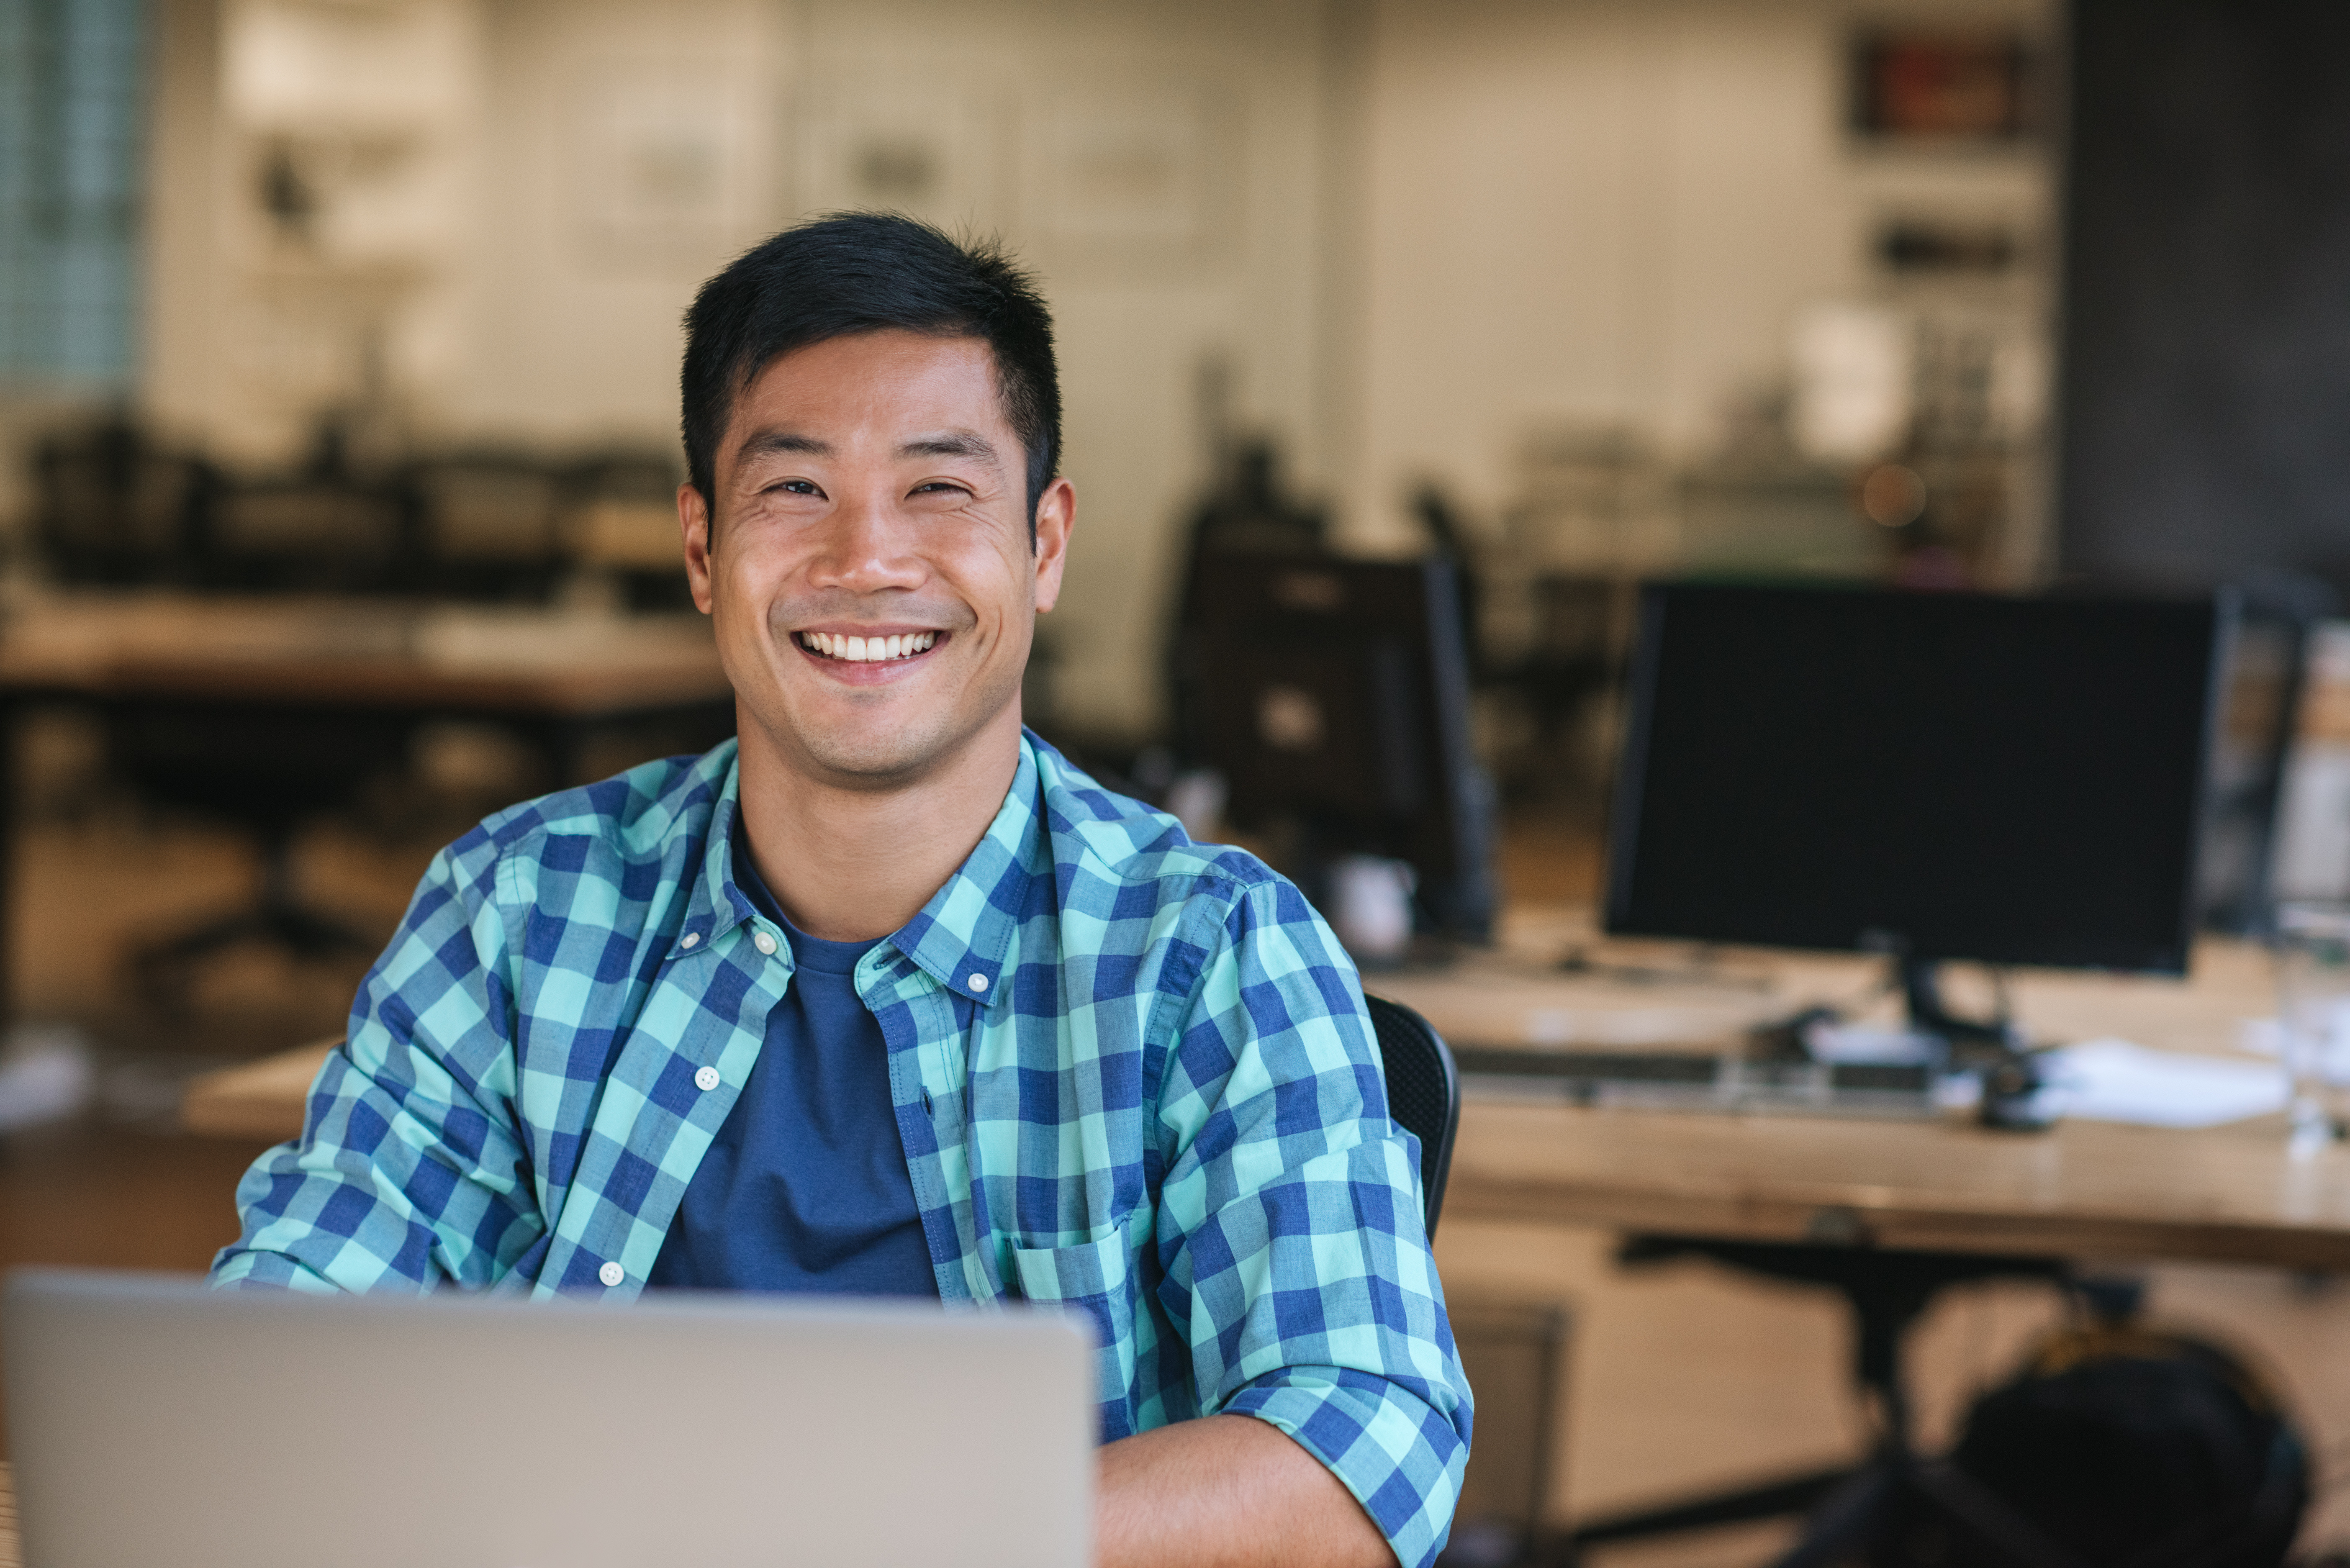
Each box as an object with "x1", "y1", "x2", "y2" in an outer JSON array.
[{"x1": 213, "y1": 213, "x2": 1471, "y2": 1568}]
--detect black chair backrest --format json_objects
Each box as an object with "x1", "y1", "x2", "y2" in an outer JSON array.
[{"x1": 1364, "y1": 994, "x2": 1461, "y2": 1237}]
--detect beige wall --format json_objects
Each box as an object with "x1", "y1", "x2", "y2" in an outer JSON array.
[
  {"x1": 1341, "y1": 0, "x2": 2054, "y2": 551},
  {"x1": 449, "y1": 0, "x2": 790, "y2": 448}
]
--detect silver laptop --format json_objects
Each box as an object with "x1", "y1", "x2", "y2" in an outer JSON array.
[{"x1": 3, "y1": 1268, "x2": 1093, "y2": 1568}]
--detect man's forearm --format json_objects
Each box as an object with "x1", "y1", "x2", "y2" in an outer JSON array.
[{"x1": 1095, "y1": 1413, "x2": 1395, "y2": 1568}]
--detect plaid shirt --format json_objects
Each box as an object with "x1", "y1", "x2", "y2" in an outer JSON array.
[{"x1": 213, "y1": 732, "x2": 1471, "y2": 1567}]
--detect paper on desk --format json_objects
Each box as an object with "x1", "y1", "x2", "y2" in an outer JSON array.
[{"x1": 2028, "y1": 1038, "x2": 2287, "y2": 1128}]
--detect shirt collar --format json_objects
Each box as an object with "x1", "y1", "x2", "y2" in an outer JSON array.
[
  {"x1": 671, "y1": 734, "x2": 1046, "y2": 1006},
  {"x1": 891, "y1": 734, "x2": 1044, "y2": 1006},
  {"x1": 670, "y1": 756, "x2": 757, "y2": 958}
]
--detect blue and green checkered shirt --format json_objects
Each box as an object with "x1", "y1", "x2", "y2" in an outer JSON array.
[{"x1": 213, "y1": 731, "x2": 1471, "y2": 1566}]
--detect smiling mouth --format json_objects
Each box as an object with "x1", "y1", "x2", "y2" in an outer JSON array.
[{"x1": 795, "y1": 630, "x2": 941, "y2": 663}]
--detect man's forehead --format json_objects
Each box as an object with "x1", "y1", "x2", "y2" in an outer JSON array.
[{"x1": 727, "y1": 331, "x2": 1014, "y2": 459}]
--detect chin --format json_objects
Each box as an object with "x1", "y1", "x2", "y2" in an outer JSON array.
[
  {"x1": 764, "y1": 667, "x2": 1025, "y2": 787},
  {"x1": 792, "y1": 711, "x2": 966, "y2": 785}
]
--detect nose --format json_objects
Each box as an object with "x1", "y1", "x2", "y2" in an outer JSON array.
[{"x1": 805, "y1": 484, "x2": 926, "y2": 595}]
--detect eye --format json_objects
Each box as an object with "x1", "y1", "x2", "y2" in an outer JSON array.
[
  {"x1": 910, "y1": 480, "x2": 971, "y2": 498},
  {"x1": 768, "y1": 478, "x2": 822, "y2": 497}
]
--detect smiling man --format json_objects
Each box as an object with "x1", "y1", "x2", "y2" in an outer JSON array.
[{"x1": 211, "y1": 213, "x2": 1471, "y2": 1568}]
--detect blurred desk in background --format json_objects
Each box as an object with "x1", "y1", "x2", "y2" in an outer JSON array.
[
  {"x1": 1377, "y1": 916, "x2": 2350, "y2": 1269},
  {"x1": 0, "y1": 592, "x2": 733, "y2": 1020},
  {"x1": 0, "y1": 592, "x2": 729, "y2": 738},
  {"x1": 181, "y1": 1034, "x2": 341, "y2": 1139}
]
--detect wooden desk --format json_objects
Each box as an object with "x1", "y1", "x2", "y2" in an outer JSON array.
[
  {"x1": 0, "y1": 591, "x2": 732, "y2": 1021},
  {"x1": 182, "y1": 1036, "x2": 338, "y2": 1140},
  {"x1": 1374, "y1": 909, "x2": 2350, "y2": 1269},
  {"x1": 0, "y1": 592, "x2": 729, "y2": 721}
]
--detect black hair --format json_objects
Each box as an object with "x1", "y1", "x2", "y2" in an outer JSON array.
[{"x1": 680, "y1": 211, "x2": 1061, "y2": 535}]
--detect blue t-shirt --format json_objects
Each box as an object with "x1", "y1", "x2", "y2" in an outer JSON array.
[{"x1": 647, "y1": 833, "x2": 938, "y2": 1296}]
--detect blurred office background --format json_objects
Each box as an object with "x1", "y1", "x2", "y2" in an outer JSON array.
[
  {"x1": 10, "y1": 0, "x2": 2350, "y2": 1563},
  {"x1": 0, "y1": 0, "x2": 2061, "y2": 1021}
]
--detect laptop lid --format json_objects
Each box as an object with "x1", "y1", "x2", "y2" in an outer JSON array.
[{"x1": 3, "y1": 1268, "x2": 1094, "y2": 1568}]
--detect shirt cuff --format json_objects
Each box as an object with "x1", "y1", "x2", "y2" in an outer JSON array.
[
  {"x1": 1221, "y1": 1365, "x2": 1468, "y2": 1568},
  {"x1": 208, "y1": 1249, "x2": 343, "y2": 1293}
]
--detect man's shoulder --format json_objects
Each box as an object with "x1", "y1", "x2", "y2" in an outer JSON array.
[
  {"x1": 455, "y1": 739, "x2": 736, "y2": 884},
  {"x1": 1029, "y1": 736, "x2": 1288, "y2": 914}
]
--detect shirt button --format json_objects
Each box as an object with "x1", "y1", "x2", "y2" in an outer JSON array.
[
  {"x1": 753, "y1": 929, "x2": 778, "y2": 955},
  {"x1": 679, "y1": 932, "x2": 699, "y2": 950},
  {"x1": 598, "y1": 1261, "x2": 624, "y2": 1288},
  {"x1": 693, "y1": 1065, "x2": 720, "y2": 1092},
  {"x1": 968, "y1": 973, "x2": 989, "y2": 993}
]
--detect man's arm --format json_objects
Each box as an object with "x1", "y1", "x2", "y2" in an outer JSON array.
[
  {"x1": 1142, "y1": 873, "x2": 1472, "y2": 1568},
  {"x1": 211, "y1": 827, "x2": 540, "y2": 1291},
  {"x1": 1099, "y1": 1414, "x2": 1393, "y2": 1568}
]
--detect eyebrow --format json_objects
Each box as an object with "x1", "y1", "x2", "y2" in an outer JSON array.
[
  {"x1": 735, "y1": 430, "x2": 831, "y2": 460},
  {"x1": 731, "y1": 429, "x2": 1001, "y2": 465},
  {"x1": 899, "y1": 430, "x2": 999, "y2": 464}
]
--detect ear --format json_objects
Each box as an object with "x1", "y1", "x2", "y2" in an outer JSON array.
[
  {"x1": 679, "y1": 482, "x2": 715, "y2": 614},
  {"x1": 1030, "y1": 476, "x2": 1075, "y2": 614}
]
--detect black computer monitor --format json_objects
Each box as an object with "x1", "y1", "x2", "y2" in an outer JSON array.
[
  {"x1": 1189, "y1": 553, "x2": 1496, "y2": 942},
  {"x1": 1605, "y1": 583, "x2": 2227, "y2": 988}
]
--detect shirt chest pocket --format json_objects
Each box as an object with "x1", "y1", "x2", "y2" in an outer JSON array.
[{"x1": 1008, "y1": 1222, "x2": 1140, "y2": 1442}]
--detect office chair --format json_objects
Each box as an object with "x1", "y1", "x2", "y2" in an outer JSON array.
[
  {"x1": 32, "y1": 417, "x2": 212, "y2": 585},
  {"x1": 200, "y1": 477, "x2": 405, "y2": 593},
  {"x1": 564, "y1": 452, "x2": 695, "y2": 612},
  {"x1": 406, "y1": 452, "x2": 568, "y2": 602},
  {"x1": 2200, "y1": 570, "x2": 2340, "y2": 936},
  {"x1": 1564, "y1": 1241, "x2": 2070, "y2": 1566},
  {"x1": 108, "y1": 699, "x2": 412, "y2": 1008},
  {"x1": 1364, "y1": 994, "x2": 1461, "y2": 1236}
]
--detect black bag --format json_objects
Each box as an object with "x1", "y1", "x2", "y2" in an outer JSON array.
[{"x1": 1915, "y1": 1324, "x2": 2308, "y2": 1568}]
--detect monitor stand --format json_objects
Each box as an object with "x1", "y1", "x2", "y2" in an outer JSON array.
[{"x1": 1897, "y1": 958, "x2": 2049, "y2": 1131}]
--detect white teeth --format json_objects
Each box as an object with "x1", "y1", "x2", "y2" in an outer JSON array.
[{"x1": 801, "y1": 631, "x2": 938, "y2": 661}]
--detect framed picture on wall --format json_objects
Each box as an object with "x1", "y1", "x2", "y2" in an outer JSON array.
[
  {"x1": 1850, "y1": 32, "x2": 2035, "y2": 142},
  {"x1": 570, "y1": 59, "x2": 761, "y2": 259},
  {"x1": 1018, "y1": 78, "x2": 1235, "y2": 275},
  {"x1": 791, "y1": 81, "x2": 1009, "y2": 236}
]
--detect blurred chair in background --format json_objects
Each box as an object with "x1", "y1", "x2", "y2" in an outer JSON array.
[
  {"x1": 1436, "y1": 1299, "x2": 1572, "y2": 1568},
  {"x1": 190, "y1": 414, "x2": 405, "y2": 594},
  {"x1": 1483, "y1": 573, "x2": 1635, "y2": 808},
  {"x1": 1166, "y1": 437, "x2": 1330, "y2": 762},
  {"x1": 106, "y1": 697, "x2": 413, "y2": 1008},
  {"x1": 31, "y1": 416, "x2": 212, "y2": 587},
  {"x1": 200, "y1": 480, "x2": 404, "y2": 595},
  {"x1": 403, "y1": 451, "x2": 568, "y2": 602},
  {"x1": 2201, "y1": 569, "x2": 2342, "y2": 936},
  {"x1": 564, "y1": 451, "x2": 694, "y2": 611}
]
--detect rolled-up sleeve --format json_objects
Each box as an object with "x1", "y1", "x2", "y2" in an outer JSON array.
[
  {"x1": 1153, "y1": 876, "x2": 1472, "y2": 1568},
  {"x1": 211, "y1": 826, "x2": 540, "y2": 1293}
]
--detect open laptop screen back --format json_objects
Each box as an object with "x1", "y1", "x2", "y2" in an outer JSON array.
[
  {"x1": 3, "y1": 1269, "x2": 1094, "y2": 1568},
  {"x1": 1605, "y1": 583, "x2": 2223, "y2": 973}
]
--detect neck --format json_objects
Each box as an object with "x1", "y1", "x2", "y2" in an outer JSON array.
[{"x1": 732, "y1": 707, "x2": 1025, "y2": 943}]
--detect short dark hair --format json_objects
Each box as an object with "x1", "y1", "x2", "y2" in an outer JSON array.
[{"x1": 680, "y1": 212, "x2": 1062, "y2": 534}]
